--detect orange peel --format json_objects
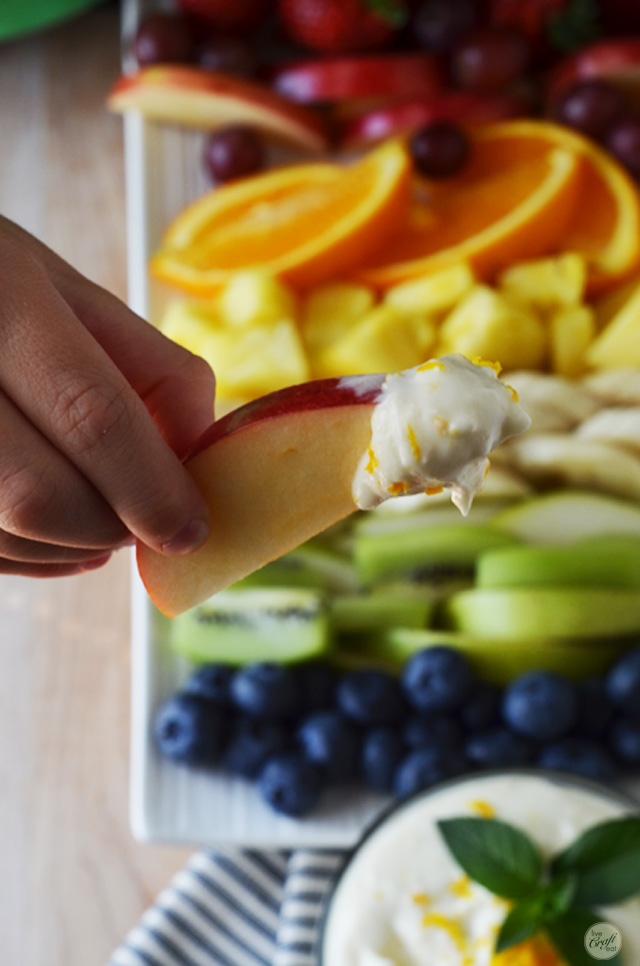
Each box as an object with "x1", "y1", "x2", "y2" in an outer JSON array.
[{"x1": 151, "y1": 140, "x2": 411, "y2": 295}]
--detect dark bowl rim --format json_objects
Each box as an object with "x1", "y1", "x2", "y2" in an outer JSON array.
[{"x1": 315, "y1": 767, "x2": 640, "y2": 966}]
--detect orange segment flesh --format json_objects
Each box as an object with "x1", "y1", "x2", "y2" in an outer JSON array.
[
  {"x1": 358, "y1": 125, "x2": 584, "y2": 289},
  {"x1": 151, "y1": 140, "x2": 411, "y2": 295}
]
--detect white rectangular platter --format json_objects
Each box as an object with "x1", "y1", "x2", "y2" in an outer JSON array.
[
  {"x1": 121, "y1": 70, "x2": 640, "y2": 849},
  {"x1": 124, "y1": 111, "x2": 393, "y2": 847}
]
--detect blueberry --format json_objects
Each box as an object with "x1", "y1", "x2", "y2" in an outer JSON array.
[
  {"x1": 502, "y1": 671, "x2": 579, "y2": 741},
  {"x1": 605, "y1": 647, "x2": 640, "y2": 718},
  {"x1": 230, "y1": 662, "x2": 298, "y2": 719},
  {"x1": 336, "y1": 669, "x2": 407, "y2": 726},
  {"x1": 403, "y1": 714, "x2": 462, "y2": 752},
  {"x1": 361, "y1": 727, "x2": 407, "y2": 793},
  {"x1": 401, "y1": 646, "x2": 475, "y2": 715},
  {"x1": 393, "y1": 746, "x2": 467, "y2": 799},
  {"x1": 571, "y1": 677, "x2": 615, "y2": 739},
  {"x1": 297, "y1": 711, "x2": 361, "y2": 783},
  {"x1": 465, "y1": 727, "x2": 534, "y2": 769},
  {"x1": 294, "y1": 660, "x2": 338, "y2": 712},
  {"x1": 223, "y1": 717, "x2": 289, "y2": 778},
  {"x1": 609, "y1": 717, "x2": 640, "y2": 766},
  {"x1": 460, "y1": 684, "x2": 502, "y2": 733},
  {"x1": 258, "y1": 753, "x2": 324, "y2": 816},
  {"x1": 538, "y1": 738, "x2": 618, "y2": 785},
  {"x1": 153, "y1": 693, "x2": 226, "y2": 765},
  {"x1": 183, "y1": 663, "x2": 233, "y2": 705}
]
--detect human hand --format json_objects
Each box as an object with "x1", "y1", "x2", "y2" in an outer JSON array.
[{"x1": 0, "y1": 216, "x2": 216, "y2": 577}]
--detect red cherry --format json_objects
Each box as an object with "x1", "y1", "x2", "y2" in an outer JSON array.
[{"x1": 203, "y1": 126, "x2": 266, "y2": 183}]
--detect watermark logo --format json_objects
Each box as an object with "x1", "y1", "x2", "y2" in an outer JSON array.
[{"x1": 584, "y1": 922, "x2": 622, "y2": 960}]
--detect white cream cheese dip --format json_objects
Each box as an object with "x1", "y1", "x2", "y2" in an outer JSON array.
[
  {"x1": 350, "y1": 355, "x2": 531, "y2": 513},
  {"x1": 321, "y1": 773, "x2": 640, "y2": 966}
]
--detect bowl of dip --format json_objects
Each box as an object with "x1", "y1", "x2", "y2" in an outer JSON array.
[{"x1": 319, "y1": 769, "x2": 640, "y2": 966}]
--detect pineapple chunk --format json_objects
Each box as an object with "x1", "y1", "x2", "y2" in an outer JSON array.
[
  {"x1": 384, "y1": 263, "x2": 475, "y2": 316},
  {"x1": 436, "y1": 285, "x2": 547, "y2": 370},
  {"x1": 592, "y1": 274, "x2": 640, "y2": 330},
  {"x1": 498, "y1": 253, "x2": 586, "y2": 309},
  {"x1": 314, "y1": 304, "x2": 434, "y2": 377},
  {"x1": 219, "y1": 269, "x2": 296, "y2": 327},
  {"x1": 549, "y1": 305, "x2": 595, "y2": 377},
  {"x1": 210, "y1": 319, "x2": 310, "y2": 399},
  {"x1": 159, "y1": 300, "x2": 308, "y2": 398},
  {"x1": 301, "y1": 282, "x2": 375, "y2": 352},
  {"x1": 586, "y1": 278, "x2": 640, "y2": 368},
  {"x1": 159, "y1": 299, "x2": 221, "y2": 360}
]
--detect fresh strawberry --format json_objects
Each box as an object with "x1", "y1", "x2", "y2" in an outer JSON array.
[
  {"x1": 176, "y1": 0, "x2": 273, "y2": 32},
  {"x1": 489, "y1": 0, "x2": 601, "y2": 54},
  {"x1": 278, "y1": 0, "x2": 408, "y2": 53}
]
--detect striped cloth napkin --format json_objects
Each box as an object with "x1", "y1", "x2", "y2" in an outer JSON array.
[{"x1": 108, "y1": 849, "x2": 345, "y2": 966}]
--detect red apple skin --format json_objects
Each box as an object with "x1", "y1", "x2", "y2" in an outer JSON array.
[
  {"x1": 107, "y1": 66, "x2": 330, "y2": 153},
  {"x1": 547, "y1": 39, "x2": 640, "y2": 108},
  {"x1": 268, "y1": 54, "x2": 443, "y2": 105},
  {"x1": 183, "y1": 374, "x2": 384, "y2": 460},
  {"x1": 340, "y1": 91, "x2": 531, "y2": 150},
  {"x1": 137, "y1": 374, "x2": 385, "y2": 617}
]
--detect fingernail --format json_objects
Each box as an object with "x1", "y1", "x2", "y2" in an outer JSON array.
[
  {"x1": 162, "y1": 517, "x2": 210, "y2": 557},
  {"x1": 81, "y1": 552, "x2": 112, "y2": 572}
]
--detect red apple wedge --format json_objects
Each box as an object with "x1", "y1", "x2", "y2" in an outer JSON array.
[
  {"x1": 137, "y1": 375, "x2": 384, "y2": 617},
  {"x1": 547, "y1": 39, "x2": 640, "y2": 109},
  {"x1": 268, "y1": 53, "x2": 443, "y2": 105},
  {"x1": 107, "y1": 66, "x2": 330, "y2": 153},
  {"x1": 339, "y1": 91, "x2": 530, "y2": 150}
]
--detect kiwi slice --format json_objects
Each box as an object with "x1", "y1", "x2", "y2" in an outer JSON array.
[
  {"x1": 330, "y1": 588, "x2": 434, "y2": 635},
  {"x1": 169, "y1": 588, "x2": 331, "y2": 665}
]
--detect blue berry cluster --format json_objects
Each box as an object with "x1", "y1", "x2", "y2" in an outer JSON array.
[{"x1": 153, "y1": 645, "x2": 640, "y2": 817}]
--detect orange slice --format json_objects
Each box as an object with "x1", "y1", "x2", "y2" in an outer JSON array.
[
  {"x1": 357, "y1": 122, "x2": 585, "y2": 289},
  {"x1": 151, "y1": 140, "x2": 411, "y2": 295},
  {"x1": 521, "y1": 120, "x2": 640, "y2": 294}
]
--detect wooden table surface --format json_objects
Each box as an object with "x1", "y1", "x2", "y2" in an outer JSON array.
[{"x1": 0, "y1": 5, "x2": 193, "y2": 963}]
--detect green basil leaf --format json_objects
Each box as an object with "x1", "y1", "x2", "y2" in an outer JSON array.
[
  {"x1": 574, "y1": 849, "x2": 640, "y2": 906},
  {"x1": 552, "y1": 817, "x2": 640, "y2": 904},
  {"x1": 495, "y1": 903, "x2": 540, "y2": 953},
  {"x1": 553, "y1": 817, "x2": 640, "y2": 875},
  {"x1": 548, "y1": 908, "x2": 623, "y2": 966},
  {"x1": 495, "y1": 874, "x2": 577, "y2": 953},
  {"x1": 437, "y1": 817, "x2": 543, "y2": 899}
]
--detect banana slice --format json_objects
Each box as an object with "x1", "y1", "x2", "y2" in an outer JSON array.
[
  {"x1": 582, "y1": 368, "x2": 640, "y2": 407},
  {"x1": 504, "y1": 371, "x2": 600, "y2": 432},
  {"x1": 501, "y1": 434, "x2": 640, "y2": 502},
  {"x1": 576, "y1": 408, "x2": 640, "y2": 455}
]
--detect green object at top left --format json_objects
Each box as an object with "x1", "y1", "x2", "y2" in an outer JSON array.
[{"x1": 0, "y1": 0, "x2": 102, "y2": 42}]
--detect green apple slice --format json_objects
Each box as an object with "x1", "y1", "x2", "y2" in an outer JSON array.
[
  {"x1": 354, "y1": 522, "x2": 519, "y2": 584},
  {"x1": 443, "y1": 586, "x2": 640, "y2": 639},
  {"x1": 169, "y1": 588, "x2": 331, "y2": 664},
  {"x1": 233, "y1": 542, "x2": 359, "y2": 593},
  {"x1": 492, "y1": 489, "x2": 640, "y2": 544},
  {"x1": 476, "y1": 536, "x2": 640, "y2": 589},
  {"x1": 348, "y1": 627, "x2": 628, "y2": 683}
]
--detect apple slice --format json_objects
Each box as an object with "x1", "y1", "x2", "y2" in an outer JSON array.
[
  {"x1": 443, "y1": 586, "x2": 640, "y2": 640},
  {"x1": 340, "y1": 91, "x2": 530, "y2": 150},
  {"x1": 137, "y1": 375, "x2": 384, "y2": 617},
  {"x1": 107, "y1": 66, "x2": 330, "y2": 153},
  {"x1": 547, "y1": 38, "x2": 640, "y2": 109},
  {"x1": 138, "y1": 356, "x2": 530, "y2": 617},
  {"x1": 268, "y1": 54, "x2": 443, "y2": 106},
  {"x1": 345, "y1": 627, "x2": 628, "y2": 683}
]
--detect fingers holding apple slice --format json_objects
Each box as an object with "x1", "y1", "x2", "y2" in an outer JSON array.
[{"x1": 137, "y1": 355, "x2": 531, "y2": 617}]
